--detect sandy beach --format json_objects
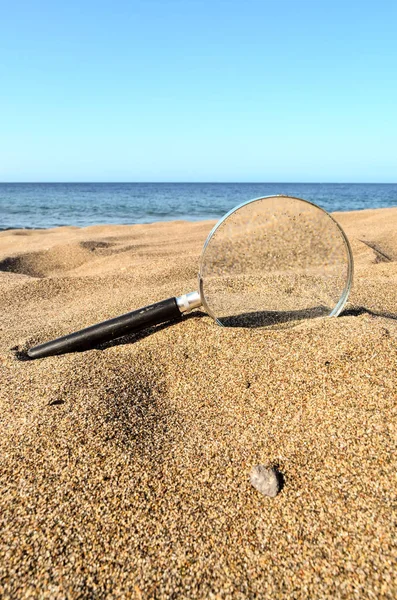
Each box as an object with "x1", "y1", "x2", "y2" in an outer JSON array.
[{"x1": 0, "y1": 207, "x2": 396, "y2": 598}]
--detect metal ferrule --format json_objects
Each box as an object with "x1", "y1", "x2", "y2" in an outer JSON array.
[{"x1": 176, "y1": 291, "x2": 202, "y2": 314}]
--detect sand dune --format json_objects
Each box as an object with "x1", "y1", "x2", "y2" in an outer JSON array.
[{"x1": 0, "y1": 208, "x2": 396, "y2": 598}]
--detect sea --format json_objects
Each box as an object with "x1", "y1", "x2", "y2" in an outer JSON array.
[{"x1": 0, "y1": 182, "x2": 396, "y2": 230}]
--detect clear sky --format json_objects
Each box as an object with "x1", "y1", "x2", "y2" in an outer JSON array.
[{"x1": 1, "y1": 0, "x2": 396, "y2": 182}]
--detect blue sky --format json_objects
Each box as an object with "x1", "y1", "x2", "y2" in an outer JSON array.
[{"x1": 1, "y1": 0, "x2": 396, "y2": 182}]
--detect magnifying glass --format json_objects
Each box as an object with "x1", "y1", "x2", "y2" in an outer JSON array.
[{"x1": 27, "y1": 195, "x2": 353, "y2": 359}]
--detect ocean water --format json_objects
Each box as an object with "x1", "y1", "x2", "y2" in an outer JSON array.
[{"x1": 0, "y1": 182, "x2": 396, "y2": 230}]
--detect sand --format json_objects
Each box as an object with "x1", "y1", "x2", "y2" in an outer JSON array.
[{"x1": 0, "y1": 208, "x2": 396, "y2": 599}]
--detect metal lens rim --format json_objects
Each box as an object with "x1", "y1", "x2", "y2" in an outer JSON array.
[{"x1": 198, "y1": 194, "x2": 354, "y2": 326}]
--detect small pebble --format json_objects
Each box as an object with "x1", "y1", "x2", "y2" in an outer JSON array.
[{"x1": 250, "y1": 464, "x2": 281, "y2": 497}]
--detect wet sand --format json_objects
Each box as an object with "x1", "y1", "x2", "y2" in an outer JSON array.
[{"x1": 0, "y1": 208, "x2": 396, "y2": 598}]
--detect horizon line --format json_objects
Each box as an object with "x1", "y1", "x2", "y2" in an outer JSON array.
[{"x1": 1, "y1": 181, "x2": 396, "y2": 185}]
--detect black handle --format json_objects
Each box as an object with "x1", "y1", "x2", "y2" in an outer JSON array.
[{"x1": 27, "y1": 297, "x2": 181, "y2": 359}]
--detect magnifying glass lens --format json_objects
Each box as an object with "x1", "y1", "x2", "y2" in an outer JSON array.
[{"x1": 199, "y1": 195, "x2": 353, "y2": 328}]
